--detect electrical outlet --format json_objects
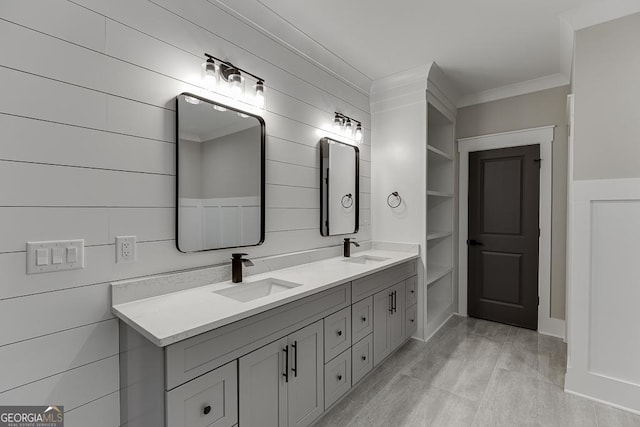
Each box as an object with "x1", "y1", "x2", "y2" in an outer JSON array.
[{"x1": 116, "y1": 236, "x2": 136, "y2": 264}]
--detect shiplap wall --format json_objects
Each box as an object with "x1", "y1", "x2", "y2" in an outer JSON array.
[{"x1": 0, "y1": 1, "x2": 371, "y2": 425}]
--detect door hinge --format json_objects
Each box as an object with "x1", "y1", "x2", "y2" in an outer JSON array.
[
  {"x1": 534, "y1": 158, "x2": 542, "y2": 168},
  {"x1": 538, "y1": 296, "x2": 540, "y2": 306}
]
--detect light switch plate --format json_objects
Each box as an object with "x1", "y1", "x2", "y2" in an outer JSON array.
[{"x1": 27, "y1": 240, "x2": 84, "y2": 274}]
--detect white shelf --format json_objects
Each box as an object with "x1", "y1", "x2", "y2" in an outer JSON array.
[
  {"x1": 426, "y1": 265, "x2": 453, "y2": 286},
  {"x1": 428, "y1": 144, "x2": 453, "y2": 161},
  {"x1": 427, "y1": 190, "x2": 454, "y2": 198},
  {"x1": 426, "y1": 231, "x2": 453, "y2": 241}
]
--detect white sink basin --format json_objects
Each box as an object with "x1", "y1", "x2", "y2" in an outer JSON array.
[
  {"x1": 342, "y1": 255, "x2": 390, "y2": 265},
  {"x1": 214, "y1": 278, "x2": 302, "y2": 302}
]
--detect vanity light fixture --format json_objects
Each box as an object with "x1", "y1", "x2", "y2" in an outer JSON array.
[
  {"x1": 333, "y1": 112, "x2": 364, "y2": 144},
  {"x1": 203, "y1": 53, "x2": 266, "y2": 109}
]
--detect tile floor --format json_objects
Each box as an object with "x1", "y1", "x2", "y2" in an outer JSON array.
[{"x1": 314, "y1": 316, "x2": 640, "y2": 427}]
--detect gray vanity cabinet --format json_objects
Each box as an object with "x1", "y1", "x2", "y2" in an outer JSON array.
[
  {"x1": 239, "y1": 320, "x2": 324, "y2": 427},
  {"x1": 372, "y1": 280, "x2": 406, "y2": 366}
]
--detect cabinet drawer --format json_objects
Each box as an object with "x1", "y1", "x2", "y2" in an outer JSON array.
[
  {"x1": 324, "y1": 307, "x2": 351, "y2": 362},
  {"x1": 351, "y1": 296, "x2": 373, "y2": 343},
  {"x1": 406, "y1": 304, "x2": 417, "y2": 338},
  {"x1": 405, "y1": 275, "x2": 417, "y2": 307},
  {"x1": 166, "y1": 360, "x2": 237, "y2": 427},
  {"x1": 352, "y1": 261, "x2": 416, "y2": 302},
  {"x1": 351, "y1": 334, "x2": 373, "y2": 385},
  {"x1": 324, "y1": 348, "x2": 351, "y2": 410}
]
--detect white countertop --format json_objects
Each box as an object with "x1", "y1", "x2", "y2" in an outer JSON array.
[{"x1": 112, "y1": 249, "x2": 419, "y2": 347}]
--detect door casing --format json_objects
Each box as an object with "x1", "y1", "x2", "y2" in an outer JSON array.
[{"x1": 457, "y1": 126, "x2": 565, "y2": 339}]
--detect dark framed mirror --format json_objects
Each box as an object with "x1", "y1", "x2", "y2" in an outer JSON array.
[
  {"x1": 176, "y1": 92, "x2": 265, "y2": 252},
  {"x1": 320, "y1": 137, "x2": 359, "y2": 236}
]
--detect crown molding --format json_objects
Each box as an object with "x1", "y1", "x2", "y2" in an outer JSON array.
[
  {"x1": 560, "y1": 0, "x2": 640, "y2": 31},
  {"x1": 457, "y1": 73, "x2": 569, "y2": 108}
]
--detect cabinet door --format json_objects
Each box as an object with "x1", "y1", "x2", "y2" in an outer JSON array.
[
  {"x1": 373, "y1": 289, "x2": 392, "y2": 366},
  {"x1": 389, "y1": 281, "x2": 406, "y2": 351},
  {"x1": 239, "y1": 338, "x2": 288, "y2": 427},
  {"x1": 287, "y1": 320, "x2": 324, "y2": 427}
]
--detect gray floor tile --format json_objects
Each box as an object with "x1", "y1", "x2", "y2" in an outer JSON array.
[
  {"x1": 315, "y1": 316, "x2": 639, "y2": 427},
  {"x1": 497, "y1": 327, "x2": 567, "y2": 387},
  {"x1": 594, "y1": 403, "x2": 640, "y2": 427},
  {"x1": 408, "y1": 386, "x2": 479, "y2": 427},
  {"x1": 406, "y1": 333, "x2": 502, "y2": 402},
  {"x1": 312, "y1": 397, "x2": 364, "y2": 427},
  {"x1": 472, "y1": 368, "x2": 596, "y2": 427},
  {"x1": 350, "y1": 374, "x2": 429, "y2": 427}
]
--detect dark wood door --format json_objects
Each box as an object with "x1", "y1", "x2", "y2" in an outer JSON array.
[{"x1": 468, "y1": 145, "x2": 540, "y2": 330}]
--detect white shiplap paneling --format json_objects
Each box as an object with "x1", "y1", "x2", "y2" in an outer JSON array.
[{"x1": 0, "y1": 0, "x2": 371, "y2": 423}]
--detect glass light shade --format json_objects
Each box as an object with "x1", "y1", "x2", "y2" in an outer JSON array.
[
  {"x1": 333, "y1": 115, "x2": 342, "y2": 132},
  {"x1": 254, "y1": 82, "x2": 265, "y2": 108},
  {"x1": 201, "y1": 60, "x2": 218, "y2": 89},
  {"x1": 344, "y1": 119, "x2": 353, "y2": 137},
  {"x1": 354, "y1": 124, "x2": 363, "y2": 143},
  {"x1": 229, "y1": 72, "x2": 243, "y2": 97}
]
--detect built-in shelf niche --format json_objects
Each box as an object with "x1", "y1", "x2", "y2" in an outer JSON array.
[{"x1": 426, "y1": 101, "x2": 456, "y2": 339}]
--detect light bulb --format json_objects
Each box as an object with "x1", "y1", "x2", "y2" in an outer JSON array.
[
  {"x1": 201, "y1": 58, "x2": 217, "y2": 89},
  {"x1": 255, "y1": 81, "x2": 265, "y2": 109},
  {"x1": 237, "y1": 112, "x2": 249, "y2": 118},
  {"x1": 229, "y1": 71, "x2": 242, "y2": 97},
  {"x1": 213, "y1": 105, "x2": 227, "y2": 112},
  {"x1": 354, "y1": 123, "x2": 363, "y2": 143},
  {"x1": 344, "y1": 119, "x2": 353, "y2": 137},
  {"x1": 333, "y1": 115, "x2": 342, "y2": 132}
]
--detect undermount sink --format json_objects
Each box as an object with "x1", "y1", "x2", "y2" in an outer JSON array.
[
  {"x1": 342, "y1": 255, "x2": 390, "y2": 265},
  {"x1": 214, "y1": 278, "x2": 302, "y2": 302}
]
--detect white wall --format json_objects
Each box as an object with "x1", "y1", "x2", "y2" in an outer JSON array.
[
  {"x1": 573, "y1": 12, "x2": 640, "y2": 181},
  {"x1": 0, "y1": 1, "x2": 370, "y2": 424},
  {"x1": 566, "y1": 12, "x2": 640, "y2": 414}
]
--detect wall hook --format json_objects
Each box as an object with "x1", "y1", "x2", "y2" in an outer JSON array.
[{"x1": 387, "y1": 192, "x2": 402, "y2": 208}]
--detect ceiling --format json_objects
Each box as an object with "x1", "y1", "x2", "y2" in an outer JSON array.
[{"x1": 244, "y1": 0, "x2": 640, "y2": 100}]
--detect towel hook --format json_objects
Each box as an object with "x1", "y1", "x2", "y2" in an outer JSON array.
[{"x1": 341, "y1": 193, "x2": 353, "y2": 208}]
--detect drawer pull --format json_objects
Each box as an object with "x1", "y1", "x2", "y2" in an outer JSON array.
[
  {"x1": 337, "y1": 330, "x2": 343, "y2": 337},
  {"x1": 361, "y1": 355, "x2": 367, "y2": 361},
  {"x1": 410, "y1": 290, "x2": 415, "y2": 294},
  {"x1": 410, "y1": 319, "x2": 415, "y2": 323},
  {"x1": 361, "y1": 316, "x2": 367, "y2": 322},
  {"x1": 337, "y1": 374, "x2": 342, "y2": 381},
  {"x1": 203, "y1": 405, "x2": 212, "y2": 415}
]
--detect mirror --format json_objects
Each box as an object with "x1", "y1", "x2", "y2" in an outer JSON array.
[
  {"x1": 176, "y1": 93, "x2": 265, "y2": 252},
  {"x1": 320, "y1": 137, "x2": 359, "y2": 236}
]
